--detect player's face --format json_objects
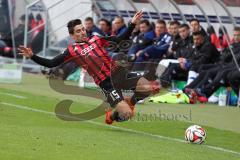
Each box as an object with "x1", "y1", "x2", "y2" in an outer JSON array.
[
  {"x1": 190, "y1": 21, "x2": 200, "y2": 33},
  {"x1": 167, "y1": 24, "x2": 173, "y2": 35},
  {"x1": 99, "y1": 21, "x2": 108, "y2": 32},
  {"x1": 72, "y1": 24, "x2": 88, "y2": 42},
  {"x1": 170, "y1": 24, "x2": 179, "y2": 36},
  {"x1": 179, "y1": 27, "x2": 190, "y2": 40},
  {"x1": 114, "y1": 18, "x2": 124, "y2": 30},
  {"x1": 193, "y1": 35, "x2": 203, "y2": 47},
  {"x1": 155, "y1": 23, "x2": 165, "y2": 36},
  {"x1": 233, "y1": 30, "x2": 240, "y2": 43},
  {"x1": 139, "y1": 23, "x2": 149, "y2": 33},
  {"x1": 85, "y1": 20, "x2": 94, "y2": 31}
]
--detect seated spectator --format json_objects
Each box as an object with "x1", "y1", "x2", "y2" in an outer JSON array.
[
  {"x1": 173, "y1": 24, "x2": 193, "y2": 59},
  {"x1": 14, "y1": 15, "x2": 25, "y2": 47},
  {"x1": 111, "y1": 16, "x2": 127, "y2": 36},
  {"x1": 128, "y1": 19, "x2": 155, "y2": 61},
  {"x1": 207, "y1": 25, "x2": 221, "y2": 51},
  {"x1": 30, "y1": 14, "x2": 44, "y2": 43},
  {"x1": 107, "y1": 19, "x2": 134, "y2": 59},
  {"x1": 29, "y1": 13, "x2": 37, "y2": 31},
  {"x1": 131, "y1": 19, "x2": 171, "y2": 80},
  {"x1": 134, "y1": 19, "x2": 170, "y2": 63},
  {"x1": 167, "y1": 21, "x2": 173, "y2": 35},
  {"x1": 189, "y1": 18, "x2": 208, "y2": 41},
  {"x1": 227, "y1": 69, "x2": 240, "y2": 97},
  {"x1": 186, "y1": 31, "x2": 219, "y2": 84},
  {"x1": 98, "y1": 18, "x2": 111, "y2": 36},
  {"x1": 0, "y1": 15, "x2": 26, "y2": 57},
  {"x1": 160, "y1": 24, "x2": 193, "y2": 85},
  {"x1": 219, "y1": 25, "x2": 230, "y2": 49},
  {"x1": 84, "y1": 17, "x2": 104, "y2": 37},
  {"x1": 30, "y1": 14, "x2": 46, "y2": 54},
  {"x1": 183, "y1": 27, "x2": 240, "y2": 103},
  {"x1": 167, "y1": 20, "x2": 181, "y2": 58}
]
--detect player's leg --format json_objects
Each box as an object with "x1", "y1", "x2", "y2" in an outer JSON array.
[
  {"x1": 201, "y1": 67, "x2": 232, "y2": 98},
  {"x1": 183, "y1": 66, "x2": 219, "y2": 103},
  {"x1": 190, "y1": 65, "x2": 219, "y2": 89},
  {"x1": 129, "y1": 77, "x2": 160, "y2": 106},
  {"x1": 99, "y1": 78, "x2": 135, "y2": 124},
  {"x1": 104, "y1": 90, "x2": 134, "y2": 124},
  {"x1": 227, "y1": 70, "x2": 240, "y2": 96},
  {"x1": 160, "y1": 63, "x2": 179, "y2": 87},
  {"x1": 110, "y1": 65, "x2": 160, "y2": 112}
]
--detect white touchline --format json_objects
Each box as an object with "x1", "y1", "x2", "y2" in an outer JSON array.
[
  {"x1": 1, "y1": 101, "x2": 240, "y2": 157},
  {"x1": 0, "y1": 92, "x2": 27, "y2": 99}
]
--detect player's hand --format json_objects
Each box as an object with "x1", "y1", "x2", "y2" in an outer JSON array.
[
  {"x1": 18, "y1": 45, "x2": 33, "y2": 58},
  {"x1": 131, "y1": 10, "x2": 143, "y2": 24}
]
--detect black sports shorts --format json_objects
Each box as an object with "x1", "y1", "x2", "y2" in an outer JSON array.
[{"x1": 99, "y1": 66, "x2": 141, "y2": 107}]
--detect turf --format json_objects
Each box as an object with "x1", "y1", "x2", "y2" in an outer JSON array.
[{"x1": 0, "y1": 73, "x2": 240, "y2": 160}]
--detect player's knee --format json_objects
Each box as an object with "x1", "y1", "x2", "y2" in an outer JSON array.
[
  {"x1": 136, "y1": 80, "x2": 151, "y2": 92},
  {"x1": 137, "y1": 78, "x2": 160, "y2": 94},
  {"x1": 143, "y1": 81, "x2": 160, "y2": 95}
]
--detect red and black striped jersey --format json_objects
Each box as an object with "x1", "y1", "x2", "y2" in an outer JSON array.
[
  {"x1": 63, "y1": 36, "x2": 117, "y2": 85},
  {"x1": 30, "y1": 22, "x2": 136, "y2": 85}
]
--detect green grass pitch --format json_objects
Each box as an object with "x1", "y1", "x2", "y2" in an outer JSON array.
[{"x1": 0, "y1": 73, "x2": 240, "y2": 160}]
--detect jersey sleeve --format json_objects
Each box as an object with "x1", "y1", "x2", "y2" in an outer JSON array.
[
  {"x1": 62, "y1": 47, "x2": 73, "y2": 62},
  {"x1": 31, "y1": 52, "x2": 65, "y2": 68}
]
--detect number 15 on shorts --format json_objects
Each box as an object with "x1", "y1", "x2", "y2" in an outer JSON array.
[{"x1": 110, "y1": 90, "x2": 121, "y2": 101}]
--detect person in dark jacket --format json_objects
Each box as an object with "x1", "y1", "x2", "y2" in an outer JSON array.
[
  {"x1": 134, "y1": 20, "x2": 170, "y2": 61},
  {"x1": 167, "y1": 20, "x2": 181, "y2": 58},
  {"x1": 98, "y1": 18, "x2": 111, "y2": 36},
  {"x1": 128, "y1": 19, "x2": 155, "y2": 61},
  {"x1": 112, "y1": 16, "x2": 127, "y2": 36},
  {"x1": 160, "y1": 24, "x2": 193, "y2": 86},
  {"x1": 189, "y1": 18, "x2": 208, "y2": 42},
  {"x1": 186, "y1": 31, "x2": 220, "y2": 84},
  {"x1": 184, "y1": 27, "x2": 240, "y2": 103},
  {"x1": 84, "y1": 17, "x2": 104, "y2": 37},
  {"x1": 132, "y1": 20, "x2": 171, "y2": 80},
  {"x1": 227, "y1": 69, "x2": 240, "y2": 97}
]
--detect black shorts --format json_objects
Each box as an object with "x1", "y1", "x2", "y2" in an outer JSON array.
[{"x1": 99, "y1": 66, "x2": 141, "y2": 107}]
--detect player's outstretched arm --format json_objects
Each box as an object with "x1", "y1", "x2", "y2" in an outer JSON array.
[
  {"x1": 18, "y1": 45, "x2": 65, "y2": 68},
  {"x1": 104, "y1": 10, "x2": 143, "y2": 42}
]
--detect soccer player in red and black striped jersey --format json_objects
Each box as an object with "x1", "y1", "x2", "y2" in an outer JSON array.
[{"x1": 18, "y1": 11, "x2": 160, "y2": 124}]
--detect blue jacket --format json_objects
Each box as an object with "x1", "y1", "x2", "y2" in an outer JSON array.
[
  {"x1": 139, "y1": 32, "x2": 172, "y2": 59},
  {"x1": 116, "y1": 25, "x2": 127, "y2": 36},
  {"x1": 87, "y1": 25, "x2": 105, "y2": 37},
  {"x1": 128, "y1": 30, "x2": 155, "y2": 55}
]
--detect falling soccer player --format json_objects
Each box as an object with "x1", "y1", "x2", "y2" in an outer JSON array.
[{"x1": 18, "y1": 11, "x2": 160, "y2": 125}]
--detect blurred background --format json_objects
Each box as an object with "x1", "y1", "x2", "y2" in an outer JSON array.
[{"x1": 0, "y1": 0, "x2": 240, "y2": 95}]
